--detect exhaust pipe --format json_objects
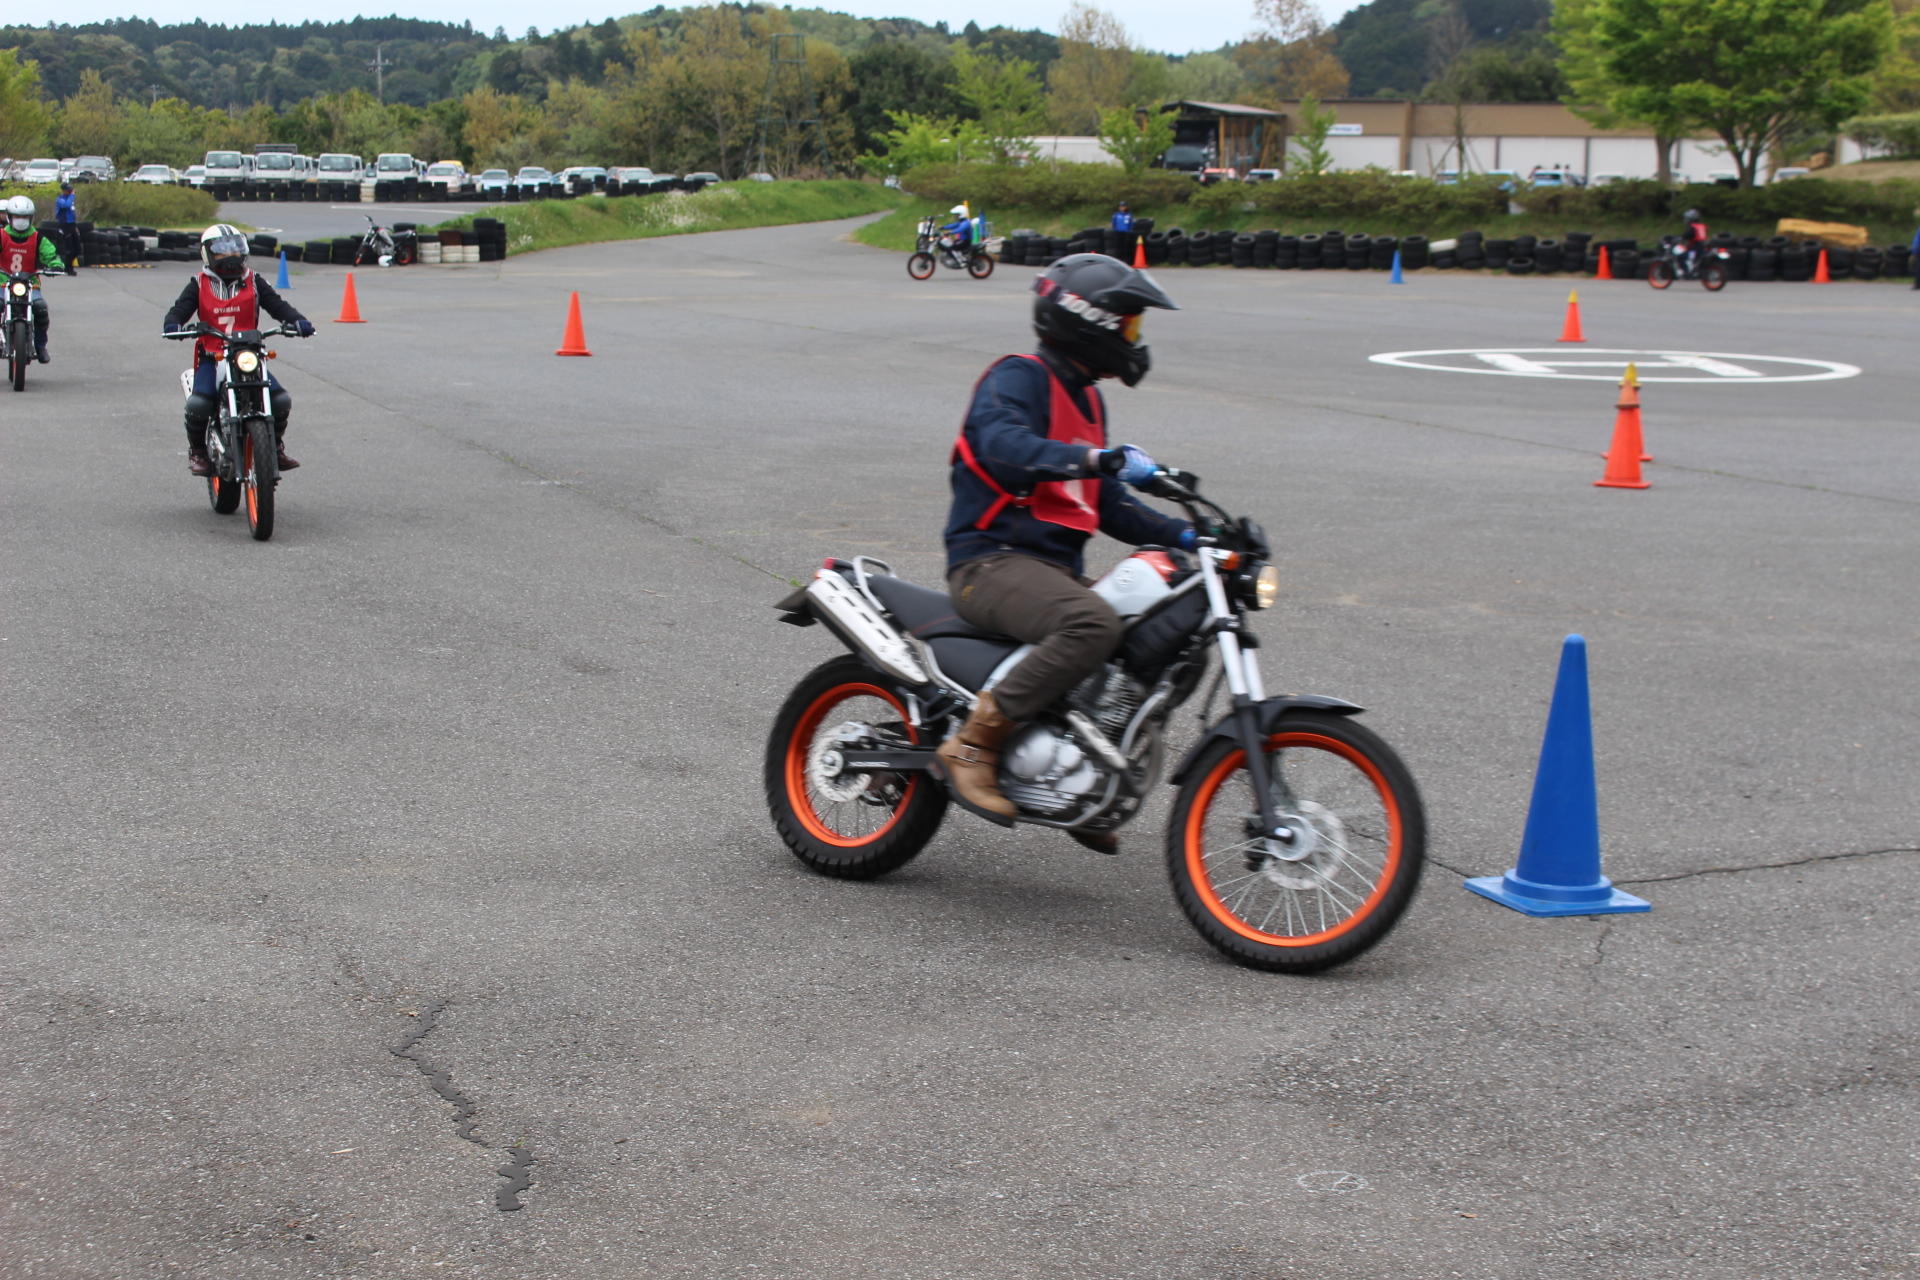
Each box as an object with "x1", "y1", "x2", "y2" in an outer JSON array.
[{"x1": 804, "y1": 571, "x2": 930, "y2": 687}]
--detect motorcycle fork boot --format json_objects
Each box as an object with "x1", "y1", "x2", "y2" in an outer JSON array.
[{"x1": 1233, "y1": 697, "x2": 1295, "y2": 849}]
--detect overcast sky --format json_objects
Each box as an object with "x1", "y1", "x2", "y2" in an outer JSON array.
[{"x1": 41, "y1": 1, "x2": 1367, "y2": 59}]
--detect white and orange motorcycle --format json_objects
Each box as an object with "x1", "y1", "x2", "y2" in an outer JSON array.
[{"x1": 765, "y1": 468, "x2": 1426, "y2": 973}]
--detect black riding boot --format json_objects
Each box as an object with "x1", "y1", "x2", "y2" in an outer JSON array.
[
  {"x1": 33, "y1": 322, "x2": 47, "y2": 363},
  {"x1": 274, "y1": 420, "x2": 299, "y2": 470},
  {"x1": 185, "y1": 423, "x2": 213, "y2": 476}
]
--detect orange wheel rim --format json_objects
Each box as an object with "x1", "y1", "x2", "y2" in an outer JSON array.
[
  {"x1": 784, "y1": 682, "x2": 919, "y2": 848},
  {"x1": 243, "y1": 436, "x2": 257, "y2": 521},
  {"x1": 1183, "y1": 731, "x2": 1402, "y2": 947}
]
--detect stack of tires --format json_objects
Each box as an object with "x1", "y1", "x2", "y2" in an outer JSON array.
[
  {"x1": 1456, "y1": 230, "x2": 1485, "y2": 270},
  {"x1": 1367, "y1": 235, "x2": 1398, "y2": 271},
  {"x1": 1001, "y1": 232, "x2": 1032, "y2": 266},
  {"x1": 1143, "y1": 230, "x2": 1169, "y2": 266},
  {"x1": 1294, "y1": 233, "x2": 1322, "y2": 270},
  {"x1": 1321, "y1": 231, "x2": 1346, "y2": 270},
  {"x1": 303, "y1": 238, "x2": 333, "y2": 267},
  {"x1": 1885, "y1": 242, "x2": 1911, "y2": 280},
  {"x1": 1399, "y1": 235, "x2": 1428, "y2": 271},
  {"x1": 1344, "y1": 233, "x2": 1371, "y2": 271},
  {"x1": 1778, "y1": 242, "x2": 1813, "y2": 282},
  {"x1": 1189, "y1": 230, "x2": 1218, "y2": 268},
  {"x1": 472, "y1": 218, "x2": 507, "y2": 262},
  {"x1": 1273, "y1": 235, "x2": 1299, "y2": 269}
]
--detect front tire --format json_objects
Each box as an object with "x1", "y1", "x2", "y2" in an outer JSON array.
[
  {"x1": 1167, "y1": 712, "x2": 1425, "y2": 973},
  {"x1": 906, "y1": 252, "x2": 935, "y2": 281},
  {"x1": 765, "y1": 655, "x2": 947, "y2": 879},
  {"x1": 9, "y1": 320, "x2": 27, "y2": 390},
  {"x1": 1701, "y1": 260, "x2": 1729, "y2": 291},
  {"x1": 1647, "y1": 260, "x2": 1674, "y2": 290},
  {"x1": 967, "y1": 252, "x2": 994, "y2": 279},
  {"x1": 242, "y1": 418, "x2": 276, "y2": 541}
]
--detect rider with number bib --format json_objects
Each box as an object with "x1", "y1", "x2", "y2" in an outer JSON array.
[
  {"x1": 162, "y1": 224, "x2": 314, "y2": 476},
  {"x1": 0, "y1": 194, "x2": 64, "y2": 362},
  {"x1": 937, "y1": 253, "x2": 1195, "y2": 849}
]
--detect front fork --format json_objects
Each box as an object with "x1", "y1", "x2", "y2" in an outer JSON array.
[{"x1": 1202, "y1": 556, "x2": 1301, "y2": 859}]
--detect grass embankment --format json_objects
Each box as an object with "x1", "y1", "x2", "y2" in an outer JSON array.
[
  {"x1": 855, "y1": 199, "x2": 1918, "y2": 254},
  {"x1": 435, "y1": 179, "x2": 910, "y2": 255}
]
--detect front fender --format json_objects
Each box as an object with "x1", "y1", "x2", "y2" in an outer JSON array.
[{"x1": 1167, "y1": 694, "x2": 1365, "y2": 788}]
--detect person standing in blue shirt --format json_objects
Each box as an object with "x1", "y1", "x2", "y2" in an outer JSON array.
[
  {"x1": 1909, "y1": 206, "x2": 1919, "y2": 289},
  {"x1": 1111, "y1": 201, "x2": 1133, "y2": 232},
  {"x1": 53, "y1": 181, "x2": 78, "y2": 275}
]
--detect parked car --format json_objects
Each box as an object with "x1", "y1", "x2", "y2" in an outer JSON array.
[
  {"x1": 372, "y1": 153, "x2": 425, "y2": 181},
  {"x1": 1196, "y1": 167, "x2": 1238, "y2": 185},
  {"x1": 424, "y1": 161, "x2": 467, "y2": 194},
  {"x1": 71, "y1": 155, "x2": 115, "y2": 181},
  {"x1": 1527, "y1": 167, "x2": 1584, "y2": 187},
  {"x1": 558, "y1": 165, "x2": 607, "y2": 192},
  {"x1": 1771, "y1": 166, "x2": 1811, "y2": 182},
  {"x1": 512, "y1": 165, "x2": 554, "y2": 193},
  {"x1": 1486, "y1": 168, "x2": 1519, "y2": 192},
  {"x1": 1158, "y1": 143, "x2": 1208, "y2": 173},
  {"x1": 475, "y1": 168, "x2": 510, "y2": 196},
  {"x1": 183, "y1": 164, "x2": 207, "y2": 187},
  {"x1": 313, "y1": 153, "x2": 364, "y2": 182},
  {"x1": 128, "y1": 164, "x2": 181, "y2": 185},
  {"x1": 202, "y1": 149, "x2": 254, "y2": 185},
  {"x1": 20, "y1": 158, "x2": 62, "y2": 184},
  {"x1": 744, "y1": 171, "x2": 775, "y2": 182},
  {"x1": 608, "y1": 166, "x2": 655, "y2": 187},
  {"x1": 682, "y1": 170, "x2": 721, "y2": 188},
  {"x1": 1245, "y1": 167, "x2": 1281, "y2": 182},
  {"x1": 1706, "y1": 169, "x2": 1739, "y2": 187},
  {"x1": 252, "y1": 150, "x2": 309, "y2": 187},
  {"x1": 1588, "y1": 171, "x2": 1626, "y2": 186}
]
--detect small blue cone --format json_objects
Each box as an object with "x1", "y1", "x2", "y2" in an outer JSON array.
[
  {"x1": 1389, "y1": 249, "x2": 1404, "y2": 284},
  {"x1": 1465, "y1": 635, "x2": 1650, "y2": 916},
  {"x1": 275, "y1": 249, "x2": 290, "y2": 289}
]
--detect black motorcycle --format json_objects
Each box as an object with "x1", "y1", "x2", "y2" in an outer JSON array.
[
  {"x1": 2, "y1": 272, "x2": 38, "y2": 391},
  {"x1": 1648, "y1": 240, "x2": 1730, "y2": 291},
  {"x1": 354, "y1": 214, "x2": 417, "y2": 267},
  {"x1": 766, "y1": 470, "x2": 1426, "y2": 973},
  {"x1": 164, "y1": 320, "x2": 307, "y2": 541},
  {"x1": 908, "y1": 216, "x2": 993, "y2": 280}
]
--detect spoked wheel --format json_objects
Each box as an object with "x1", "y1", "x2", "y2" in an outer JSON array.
[
  {"x1": 395, "y1": 240, "x2": 417, "y2": 266},
  {"x1": 765, "y1": 655, "x2": 947, "y2": 879},
  {"x1": 207, "y1": 471, "x2": 242, "y2": 514},
  {"x1": 906, "y1": 252, "x2": 935, "y2": 281},
  {"x1": 967, "y1": 252, "x2": 995, "y2": 279},
  {"x1": 1167, "y1": 711, "x2": 1425, "y2": 973},
  {"x1": 242, "y1": 419, "x2": 277, "y2": 541},
  {"x1": 1700, "y1": 260, "x2": 1729, "y2": 291},
  {"x1": 9, "y1": 320, "x2": 27, "y2": 390},
  {"x1": 1647, "y1": 261, "x2": 1675, "y2": 290}
]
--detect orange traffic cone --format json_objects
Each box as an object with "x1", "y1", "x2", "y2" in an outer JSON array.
[
  {"x1": 1621, "y1": 363, "x2": 1651, "y2": 461},
  {"x1": 335, "y1": 272, "x2": 364, "y2": 323},
  {"x1": 1813, "y1": 247, "x2": 1830, "y2": 283},
  {"x1": 1132, "y1": 235, "x2": 1146, "y2": 269},
  {"x1": 1596, "y1": 368, "x2": 1650, "y2": 489},
  {"x1": 1558, "y1": 289, "x2": 1585, "y2": 343},
  {"x1": 1595, "y1": 245, "x2": 1612, "y2": 281},
  {"x1": 555, "y1": 291, "x2": 591, "y2": 356}
]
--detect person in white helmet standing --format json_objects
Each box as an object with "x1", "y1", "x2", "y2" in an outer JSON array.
[
  {"x1": 161, "y1": 224, "x2": 314, "y2": 476},
  {"x1": 0, "y1": 194, "x2": 64, "y2": 362}
]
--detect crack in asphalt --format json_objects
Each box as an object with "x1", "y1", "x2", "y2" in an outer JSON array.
[
  {"x1": 1617, "y1": 844, "x2": 1917, "y2": 884},
  {"x1": 392, "y1": 1000, "x2": 532, "y2": 1212}
]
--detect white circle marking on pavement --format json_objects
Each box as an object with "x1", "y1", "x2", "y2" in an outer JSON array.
[{"x1": 1368, "y1": 348, "x2": 1861, "y2": 383}]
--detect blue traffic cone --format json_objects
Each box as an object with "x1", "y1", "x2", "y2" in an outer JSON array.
[
  {"x1": 275, "y1": 250, "x2": 290, "y2": 289},
  {"x1": 1389, "y1": 249, "x2": 1404, "y2": 284},
  {"x1": 1465, "y1": 635, "x2": 1650, "y2": 916}
]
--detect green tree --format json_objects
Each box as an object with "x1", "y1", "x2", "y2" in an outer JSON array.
[
  {"x1": 56, "y1": 67, "x2": 121, "y2": 156},
  {"x1": 950, "y1": 48, "x2": 1044, "y2": 162},
  {"x1": 1047, "y1": 2, "x2": 1134, "y2": 133},
  {"x1": 1571, "y1": 0, "x2": 1894, "y2": 187},
  {"x1": 1287, "y1": 93, "x2": 1337, "y2": 174},
  {"x1": 855, "y1": 110, "x2": 985, "y2": 174},
  {"x1": 1554, "y1": 0, "x2": 1686, "y2": 180},
  {"x1": 1096, "y1": 104, "x2": 1174, "y2": 172},
  {"x1": 0, "y1": 48, "x2": 52, "y2": 158}
]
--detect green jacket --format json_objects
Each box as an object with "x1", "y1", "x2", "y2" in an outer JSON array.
[{"x1": 0, "y1": 227, "x2": 65, "y2": 281}]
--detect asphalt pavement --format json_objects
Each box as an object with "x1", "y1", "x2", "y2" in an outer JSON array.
[{"x1": 3, "y1": 218, "x2": 1915, "y2": 1280}]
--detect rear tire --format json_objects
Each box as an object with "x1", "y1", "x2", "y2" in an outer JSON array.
[
  {"x1": 765, "y1": 655, "x2": 947, "y2": 879},
  {"x1": 243, "y1": 418, "x2": 276, "y2": 541},
  {"x1": 1701, "y1": 260, "x2": 1729, "y2": 291},
  {"x1": 1647, "y1": 260, "x2": 1674, "y2": 290},
  {"x1": 1166, "y1": 712, "x2": 1425, "y2": 973},
  {"x1": 907, "y1": 252, "x2": 935, "y2": 281},
  {"x1": 967, "y1": 252, "x2": 994, "y2": 279}
]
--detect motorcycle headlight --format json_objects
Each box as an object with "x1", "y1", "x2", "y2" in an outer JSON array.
[
  {"x1": 1254, "y1": 564, "x2": 1280, "y2": 610},
  {"x1": 234, "y1": 350, "x2": 260, "y2": 374},
  {"x1": 8, "y1": 282, "x2": 25, "y2": 297}
]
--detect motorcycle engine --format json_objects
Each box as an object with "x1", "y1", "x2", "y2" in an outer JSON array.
[{"x1": 997, "y1": 667, "x2": 1146, "y2": 819}]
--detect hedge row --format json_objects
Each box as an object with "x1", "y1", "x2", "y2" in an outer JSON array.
[{"x1": 1, "y1": 181, "x2": 217, "y2": 228}]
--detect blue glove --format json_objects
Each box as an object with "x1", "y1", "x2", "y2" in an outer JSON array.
[
  {"x1": 1177, "y1": 526, "x2": 1198, "y2": 550},
  {"x1": 294, "y1": 319, "x2": 314, "y2": 337},
  {"x1": 1099, "y1": 444, "x2": 1159, "y2": 487},
  {"x1": 163, "y1": 322, "x2": 181, "y2": 334}
]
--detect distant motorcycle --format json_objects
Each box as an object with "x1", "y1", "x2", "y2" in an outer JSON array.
[
  {"x1": 1648, "y1": 241, "x2": 1729, "y2": 291},
  {"x1": 1, "y1": 272, "x2": 38, "y2": 391},
  {"x1": 908, "y1": 216, "x2": 993, "y2": 280},
  {"x1": 165, "y1": 320, "x2": 308, "y2": 541},
  {"x1": 354, "y1": 214, "x2": 417, "y2": 267}
]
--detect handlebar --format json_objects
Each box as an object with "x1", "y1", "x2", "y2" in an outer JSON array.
[
  {"x1": 164, "y1": 320, "x2": 307, "y2": 342},
  {"x1": 1140, "y1": 467, "x2": 1271, "y2": 559}
]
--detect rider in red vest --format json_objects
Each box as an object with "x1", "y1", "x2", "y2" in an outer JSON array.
[
  {"x1": 938, "y1": 253, "x2": 1191, "y2": 840},
  {"x1": 1680, "y1": 207, "x2": 1709, "y2": 273},
  {"x1": 161, "y1": 224, "x2": 313, "y2": 475},
  {"x1": 0, "y1": 194, "x2": 64, "y2": 362}
]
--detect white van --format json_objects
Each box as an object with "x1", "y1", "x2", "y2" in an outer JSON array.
[
  {"x1": 373, "y1": 153, "x2": 424, "y2": 181},
  {"x1": 314, "y1": 153, "x2": 363, "y2": 179},
  {"x1": 252, "y1": 151, "x2": 306, "y2": 188},
  {"x1": 203, "y1": 150, "x2": 255, "y2": 184}
]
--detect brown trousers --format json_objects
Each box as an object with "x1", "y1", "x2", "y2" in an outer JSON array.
[{"x1": 947, "y1": 553, "x2": 1122, "y2": 722}]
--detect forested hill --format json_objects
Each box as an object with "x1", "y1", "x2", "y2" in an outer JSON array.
[{"x1": 1333, "y1": 0, "x2": 1554, "y2": 98}]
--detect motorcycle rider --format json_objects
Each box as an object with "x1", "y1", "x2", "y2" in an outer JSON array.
[
  {"x1": 938, "y1": 203, "x2": 975, "y2": 263},
  {"x1": 162, "y1": 224, "x2": 314, "y2": 476},
  {"x1": 938, "y1": 253, "x2": 1193, "y2": 847},
  {"x1": 0, "y1": 194, "x2": 64, "y2": 362},
  {"x1": 1679, "y1": 207, "x2": 1709, "y2": 274}
]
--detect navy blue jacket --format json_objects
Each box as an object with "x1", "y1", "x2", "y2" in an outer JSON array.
[{"x1": 945, "y1": 347, "x2": 1189, "y2": 577}]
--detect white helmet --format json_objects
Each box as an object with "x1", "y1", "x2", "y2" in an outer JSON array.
[
  {"x1": 5, "y1": 195, "x2": 35, "y2": 235},
  {"x1": 950, "y1": 205, "x2": 967, "y2": 216},
  {"x1": 200, "y1": 223, "x2": 249, "y2": 281}
]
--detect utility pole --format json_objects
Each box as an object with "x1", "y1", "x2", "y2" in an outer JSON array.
[
  {"x1": 368, "y1": 44, "x2": 393, "y2": 103},
  {"x1": 753, "y1": 33, "x2": 832, "y2": 178}
]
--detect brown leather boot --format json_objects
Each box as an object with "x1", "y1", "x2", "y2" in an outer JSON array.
[{"x1": 935, "y1": 690, "x2": 1018, "y2": 820}]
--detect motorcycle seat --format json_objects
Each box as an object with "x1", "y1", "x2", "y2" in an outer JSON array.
[{"x1": 864, "y1": 574, "x2": 1010, "y2": 643}]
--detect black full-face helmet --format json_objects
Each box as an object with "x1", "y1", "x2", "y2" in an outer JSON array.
[
  {"x1": 1032, "y1": 252, "x2": 1177, "y2": 387},
  {"x1": 200, "y1": 222, "x2": 249, "y2": 281}
]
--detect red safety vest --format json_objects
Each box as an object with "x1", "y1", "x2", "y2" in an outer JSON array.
[
  {"x1": 1, "y1": 230, "x2": 40, "y2": 277},
  {"x1": 196, "y1": 271, "x2": 258, "y2": 363},
  {"x1": 951, "y1": 354, "x2": 1104, "y2": 534}
]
